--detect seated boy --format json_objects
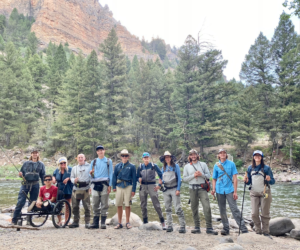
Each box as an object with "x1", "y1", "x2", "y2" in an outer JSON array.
[{"x1": 28, "y1": 175, "x2": 58, "y2": 212}]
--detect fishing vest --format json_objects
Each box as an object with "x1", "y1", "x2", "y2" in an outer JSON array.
[
  {"x1": 140, "y1": 163, "x2": 156, "y2": 183},
  {"x1": 24, "y1": 161, "x2": 40, "y2": 182},
  {"x1": 163, "y1": 167, "x2": 177, "y2": 188},
  {"x1": 251, "y1": 168, "x2": 265, "y2": 193}
]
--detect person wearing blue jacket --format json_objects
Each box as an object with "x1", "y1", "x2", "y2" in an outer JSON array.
[
  {"x1": 88, "y1": 145, "x2": 113, "y2": 229},
  {"x1": 159, "y1": 151, "x2": 186, "y2": 234},
  {"x1": 112, "y1": 149, "x2": 136, "y2": 229},
  {"x1": 244, "y1": 150, "x2": 275, "y2": 239}
]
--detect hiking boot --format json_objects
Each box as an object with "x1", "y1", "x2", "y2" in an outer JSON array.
[
  {"x1": 191, "y1": 227, "x2": 201, "y2": 234},
  {"x1": 221, "y1": 229, "x2": 230, "y2": 235},
  {"x1": 68, "y1": 222, "x2": 79, "y2": 228},
  {"x1": 85, "y1": 223, "x2": 90, "y2": 229},
  {"x1": 89, "y1": 216, "x2": 99, "y2": 229},
  {"x1": 143, "y1": 217, "x2": 148, "y2": 224},
  {"x1": 101, "y1": 216, "x2": 107, "y2": 229},
  {"x1": 166, "y1": 226, "x2": 173, "y2": 232},
  {"x1": 256, "y1": 232, "x2": 262, "y2": 235},
  {"x1": 206, "y1": 228, "x2": 218, "y2": 235},
  {"x1": 27, "y1": 201, "x2": 36, "y2": 212},
  {"x1": 242, "y1": 230, "x2": 249, "y2": 234},
  {"x1": 263, "y1": 233, "x2": 273, "y2": 239},
  {"x1": 161, "y1": 222, "x2": 167, "y2": 230},
  {"x1": 178, "y1": 227, "x2": 186, "y2": 234}
]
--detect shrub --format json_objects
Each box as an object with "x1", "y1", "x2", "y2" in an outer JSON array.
[
  {"x1": 234, "y1": 159, "x2": 244, "y2": 169},
  {"x1": 281, "y1": 142, "x2": 300, "y2": 167}
]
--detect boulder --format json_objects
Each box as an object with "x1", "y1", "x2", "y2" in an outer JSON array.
[
  {"x1": 292, "y1": 219, "x2": 300, "y2": 230},
  {"x1": 25, "y1": 146, "x2": 35, "y2": 153},
  {"x1": 211, "y1": 243, "x2": 244, "y2": 250},
  {"x1": 139, "y1": 222, "x2": 162, "y2": 231},
  {"x1": 110, "y1": 211, "x2": 142, "y2": 227},
  {"x1": 212, "y1": 214, "x2": 222, "y2": 221},
  {"x1": 237, "y1": 233, "x2": 274, "y2": 245},
  {"x1": 290, "y1": 229, "x2": 300, "y2": 240},
  {"x1": 219, "y1": 237, "x2": 234, "y2": 244},
  {"x1": 269, "y1": 217, "x2": 295, "y2": 236},
  {"x1": 1, "y1": 205, "x2": 16, "y2": 213},
  {"x1": 229, "y1": 218, "x2": 239, "y2": 229}
]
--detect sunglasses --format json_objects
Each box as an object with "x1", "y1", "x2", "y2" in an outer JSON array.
[
  {"x1": 44, "y1": 179, "x2": 52, "y2": 181},
  {"x1": 121, "y1": 155, "x2": 129, "y2": 158},
  {"x1": 59, "y1": 162, "x2": 66, "y2": 165}
]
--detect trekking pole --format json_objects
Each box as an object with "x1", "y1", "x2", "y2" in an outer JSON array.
[{"x1": 238, "y1": 172, "x2": 247, "y2": 236}]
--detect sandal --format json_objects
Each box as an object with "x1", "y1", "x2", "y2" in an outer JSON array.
[
  {"x1": 114, "y1": 223, "x2": 123, "y2": 229},
  {"x1": 126, "y1": 223, "x2": 132, "y2": 229}
]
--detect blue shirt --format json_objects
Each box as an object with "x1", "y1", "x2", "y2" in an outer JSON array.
[
  {"x1": 246, "y1": 164, "x2": 275, "y2": 186},
  {"x1": 112, "y1": 161, "x2": 137, "y2": 192},
  {"x1": 161, "y1": 164, "x2": 182, "y2": 191},
  {"x1": 213, "y1": 160, "x2": 238, "y2": 194},
  {"x1": 53, "y1": 166, "x2": 74, "y2": 195},
  {"x1": 90, "y1": 157, "x2": 113, "y2": 186},
  {"x1": 136, "y1": 163, "x2": 163, "y2": 181}
]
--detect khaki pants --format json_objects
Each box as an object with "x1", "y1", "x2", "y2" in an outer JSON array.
[
  {"x1": 92, "y1": 185, "x2": 109, "y2": 217},
  {"x1": 250, "y1": 189, "x2": 272, "y2": 234},
  {"x1": 72, "y1": 189, "x2": 91, "y2": 224},
  {"x1": 189, "y1": 188, "x2": 213, "y2": 228},
  {"x1": 115, "y1": 185, "x2": 132, "y2": 207}
]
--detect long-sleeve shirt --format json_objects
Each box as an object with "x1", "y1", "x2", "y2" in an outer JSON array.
[
  {"x1": 212, "y1": 160, "x2": 238, "y2": 195},
  {"x1": 112, "y1": 161, "x2": 137, "y2": 192},
  {"x1": 161, "y1": 164, "x2": 182, "y2": 191},
  {"x1": 20, "y1": 161, "x2": 46, "y2": 185},
  {"x1": 71, "y1": 162, "x2": 91, "y2": 190},
  {"x1": 136, "y1": 163, "x2": 163, "y2": 181},
  {"x1": 183, "y1": 161, "x2": 211, "y2": 188},
  {"x1": 245, "y1": 164, "x2": 275, "y2": 186},
  {"x1": 90, "y1": 157, "x2": 113, "y2": 186}
]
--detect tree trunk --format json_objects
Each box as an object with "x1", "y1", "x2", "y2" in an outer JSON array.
[
  {"x1": 290, "y1": 134, "x2": 294, "y2": 166},
  {"x1": 5, "y1": 134, "x2": 10, "y2": 147}
]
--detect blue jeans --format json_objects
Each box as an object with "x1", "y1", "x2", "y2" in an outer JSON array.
[{"x1": 12, "y1": 183, "x2": 40, "y2": 223}]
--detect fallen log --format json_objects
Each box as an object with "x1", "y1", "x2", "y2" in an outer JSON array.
[{"x1": 0, "y1": 224, "x2": 39, "y2": 230}]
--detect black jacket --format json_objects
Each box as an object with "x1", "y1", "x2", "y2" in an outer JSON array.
[{"x1": 20, "y1": 161, "x2": 46, "y2": 185}]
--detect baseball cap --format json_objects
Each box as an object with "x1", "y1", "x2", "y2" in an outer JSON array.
[
  {"x1": 253, "y1": 150, "x2": 263, "y2": 157},
  {"x1": 96, "y1": 145, "x2": 104, "y2": 151},
  {"x1": 142, "y1": 152, "x2": 150, "y2": 158},
  {"x1": 218, "y1": 148, "x2": 227, "y2": 153}
]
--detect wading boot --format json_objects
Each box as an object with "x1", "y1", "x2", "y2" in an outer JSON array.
[
  {"x1": 178, "y1": 227, "x2": 186, "y2": 234},
  {"x1": 263, "y1": 233, "x2": 273, "y2": 239},
  {"x1": 191, "y1": 227, "x2": 201, "y2": 234},
  {"x1": 85, "y1": 223, "x2": 90, "y2": 229},
  {"x1": 89, "y1": 216, "x2": 99, "y2": 229},
  {"x1": 166, "y1": 226, "x2": 173, "y2": 232},
  {"x1": 221, "y1": 229, "x2": 230, "y2": 235},
  {"x1": 101, "y1": 216, "x2": 107, "y2": 229},
  {"x1": 143, "y1": 217, "x2": 148, "y2": 224},
  {"x1": 69, "y1": 222, "x2": 79, "y2": 228},
  {"x1": 206, "y1": 228, "x2": 218, "y2": 235}
]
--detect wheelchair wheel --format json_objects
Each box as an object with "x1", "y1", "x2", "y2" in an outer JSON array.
[
  {"x1": 52, "y1": 200, "x2": 71, "y2": 228},
  {"x1": 29, "y1": 213, "x2": 49, "y2": 227}
]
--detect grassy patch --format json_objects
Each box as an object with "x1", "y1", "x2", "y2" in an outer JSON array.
[{"x1": 0, "y1": 164, "x2": 57, "y2": 178}]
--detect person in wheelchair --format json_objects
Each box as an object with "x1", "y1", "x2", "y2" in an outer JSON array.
[{"x1": 28, "y1": 175, "x2": 58, "y2": 212}]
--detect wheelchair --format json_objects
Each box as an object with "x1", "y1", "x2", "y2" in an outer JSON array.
[{"x1": 16, "y1": 191, "x2": 71, "y2": 230}]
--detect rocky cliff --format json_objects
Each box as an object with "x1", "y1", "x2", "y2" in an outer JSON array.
[{"x1": 0, "y1": 0, "x2": 158, "y2": 60}]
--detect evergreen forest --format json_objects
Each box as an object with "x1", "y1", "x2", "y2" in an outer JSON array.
[{"x1": 1, "y1": 8, "x2": 300, "y2": 167}]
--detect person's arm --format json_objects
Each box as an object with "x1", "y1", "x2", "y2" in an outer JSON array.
[
  {"x1": 36, "y1": 189, "x2": 43, "y2": 207},
  {"x1": 233, "y1": 174, "x2": 238, "y2": 200},
  {"x1": 70, "y1": 167, "x2": 76, "y2": 184},
  {"x1": 112, "y1": 164, "x2": 118, "y2": 190},
  {"x1": 50, "y1": 187, "x2": 58, "y2": 202},
  {"x1": 203, "y1": 163, "x2": 211, "y2": 179},
  {"x1": 175, "y1": 164, "x2": 181, "y2": 191},
  {"x1": 136, "y1": 165, "x2": 141, "y2": 183},
  {"x1": 183, "y1": 164, "x2": 194, "y2": 183},
  {"x1": 131, "y1": 165, "x2": 137, "y2": 193},
  {"x1": 155, "y1": 164, "x2": 163, "y2": 180},
  {"x1": 40, "y1": 163, "x2": 45, "y2": 185},
  {"x1": 245, "y1": 167, "x2": 251, "y2": 185},
  {"x1": 19, "y1": 163, "x2": 26, "y2": 177},
  {"x1": 266, "y1": 166, "x2": 275, "y2": 185},
  {"x1": 211, "y1": 165, "x2": 218, "y2": 195},
  {"x1": 109, "y1": 159, "x2": 113, "y2": 187},
  {"x1": 89, "y1": 160, "x2": 94, "y2": 177}
]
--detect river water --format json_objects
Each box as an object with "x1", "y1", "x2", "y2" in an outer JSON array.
[{"x1": 0, "y1": 181, "x2": 299, "y2": 226}]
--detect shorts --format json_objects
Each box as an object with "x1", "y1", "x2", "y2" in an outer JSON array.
[
  {"x1": 64, "y1": 194, "x2": 72, "y2": 200},
  {"x1": 115, "y1": 185, "x2": 132, "y2": 207}
]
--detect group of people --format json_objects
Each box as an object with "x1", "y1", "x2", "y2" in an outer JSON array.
[{"x1": 10, "y1": 146, "x2": 275, "y2": 238}]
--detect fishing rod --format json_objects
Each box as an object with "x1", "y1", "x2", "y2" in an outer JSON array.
[{"x1": 0, "y1": 145, "x2": 26, "y2": 184}]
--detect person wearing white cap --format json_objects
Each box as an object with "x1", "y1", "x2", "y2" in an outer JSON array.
[
  {"x1": 244, "y1": 150, "x2": 275, "y2": 239},
  {"x1": 159, "y1": 151, "x2": 186, "y2": 233},
  {"x1": 211, "y1": 148, "x2": 248, "y2": 235},
  {"x1": 112, "y1": 149, "x2": 137, "y2": 229}
]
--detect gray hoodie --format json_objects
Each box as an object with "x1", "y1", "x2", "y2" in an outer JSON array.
[
  {"x1": 183, "y1": 161, "x2": 211, "y2": 189},
  {"x1": 71, "y1": 162, "x2": 91, "y2": 190}
]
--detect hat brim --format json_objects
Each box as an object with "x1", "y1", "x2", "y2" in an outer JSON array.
[
  {"x1": 117, "y1": 153, "x2": 132, "y2": 158},
  {"x1": 159, "y1": 155, "x2": 176, "y2": 163}
]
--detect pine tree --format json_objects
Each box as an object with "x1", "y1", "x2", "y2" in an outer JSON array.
[
  {"x1": 27, "y1": 54, "x2": 48, "y2": 93},
  {"x1": 0, "y1": 34, "x2": 5, "y2": 51},
  {"x1": 27, "y1": 32, "x2": 39, "y2": 55},
  {"x1": 99, "y1": 28, "x2": 128, "y2": 155}
]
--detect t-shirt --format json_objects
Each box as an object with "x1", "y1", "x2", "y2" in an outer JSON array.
[{"x1": 39, "y1": 185, "x2": 58, "y2": 201}]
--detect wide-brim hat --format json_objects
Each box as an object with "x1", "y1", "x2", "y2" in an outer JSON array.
[
  {"x1": 117, "y1": 149, "x2": 132, "y2": 158},
  {"x1": 159, "y1": 151, "x2": 176, "y2": 163}
]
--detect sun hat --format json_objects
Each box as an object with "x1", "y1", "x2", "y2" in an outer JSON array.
[
  {"x1": 142, "y1": 152, "x2": 150, "y2": 158},
  {"x1": 189, "y1": 149, "x2": 199, "y2": 155},
  {"x1": 159, "y1": 151, "x2": 176, "y2": 163},
  {"x1": 253, "y1": 150, "x2": 263, "y2": 157},
  {"x1": 117, "y1": 149, "x2": 132, "y2": 158},
  {"x1": 218, "y1": 148, "x2": 227, "y2": 153}
]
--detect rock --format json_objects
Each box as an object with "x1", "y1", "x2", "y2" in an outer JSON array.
[
  {"x1": 184, "y1": 247, "x2": 197, "y2": 250},
  {"x1": 219, "y1": 237, "x2": 234, "y2": 244},
  {"x1": 269, "y1": 217, "x2": 295, "y2": 236},
  {"x1": 136, "y1": 247, "x2": 151, "y2": 250},
  {"x1": 290, "y1": 229, "x2": 300, "y2": 240},
  {"x1": 1, "y1": 205, "x2": 16, "y2": 213},
  {"x1": 110, "y1": 211, "x2": 142, "y2": 227},
  {"x1": 292, "y1": 219, "x2": 300, "y2": 230},
  {"x1": 43, "y1": 158, "x2": 49, "y2": 162},
  {"x1": 292, "y1": 181, "x2": 300, "y2": 185},
  {"x1": 212, "y1": 214, "x2": 222, "y2": 221},
  {"x1": 25, "y1": 146, "x2": 35, "y2": 153},
  {"x1": 211, "y1": 243, "x2": 244, "y2": 250},
  {"x1": 105, "y1": 218, "x2": 112, "y2": 225},
  {"x1": 237, "y1": 233, "x2": 274, "y2": 245},
  {"x1": 14, "y1": 150, "x2": 21, "y2": 155},
  {"x1": 139, "y1": 222, "x2": 162, "y2": 231},
  {"x1": 229, "y1": 218, "x2": 239, "y2": 229}
]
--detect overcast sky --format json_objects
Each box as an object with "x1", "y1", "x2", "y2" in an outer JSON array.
[{"x1": 99, "y1": 0, "x2": 300, "y2": 80}]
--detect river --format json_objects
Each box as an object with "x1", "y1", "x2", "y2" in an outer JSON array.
[{"x1": 0, "y1": 181, "x2": 299, "y2": 226}]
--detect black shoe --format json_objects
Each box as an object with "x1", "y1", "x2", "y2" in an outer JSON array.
[
  {"x1": 69, "y1": 222, "x2": 79, "y2": 228},
  {"x1": 191, "y1": 227, "x2": 201, "y2": 234},
  {"x1": 89, "y1": 216, "x2": 99, "y2": 229},
  {"x1": 242, "y1": 230, "x2": 249, "y2": 234},
  {"x1": 166, "y1": 226, "x2": 173, "y2": 232},
  {"x1": 179, "y1": 227, "x2": 186, "y2": 234},
  {"x1": 143, "y1": 217, "x2": 148, "y2": 224},
  {"x1": 101, "y1": 216, "x2": 107, "y2": 229},
  {"x1": 263, "y1": 233, "x2": 273, "y2": 239},
  {"x1": 221, "y1": 229, "x2": 230, "y2": 235},
  {"x1": 206, "y1": 228, "x2": 218, "y2": 235},
  {"x1": 85, "y1": 223, "x2": 90, "y2": 229}
]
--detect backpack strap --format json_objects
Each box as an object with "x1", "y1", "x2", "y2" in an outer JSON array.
[
  {"x1": 107, "y1": 158, "x2": 110, "y2": 176},
  {"x1": 216, "y1": 162, "x2": 232, "y2": 182},
  {"x1": 151, "y1": 162, "x2": 155, "y2": 170}
]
